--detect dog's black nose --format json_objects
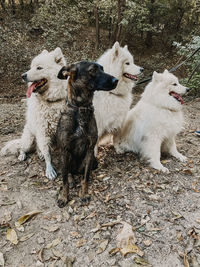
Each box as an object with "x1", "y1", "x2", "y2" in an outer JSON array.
[
  {"x1": 112, "y1": 77, "x2": 118, "y2": 87},
  {"x1": 186, "y1": 87, "x2": 190, "y2": 92},
  {"x1": 140, "y1": 67, "x2": 144, "y2": 72},
  {"x1": 22, "y1": 73, "x2": 27, "y2": 82}
]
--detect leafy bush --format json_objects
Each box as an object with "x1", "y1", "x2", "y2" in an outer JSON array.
[{"x1": 173, "y1": 36, "x2": 200, "y2": 95}]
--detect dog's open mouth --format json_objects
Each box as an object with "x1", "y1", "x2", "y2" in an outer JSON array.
[
  {"x1": 169, "y1": 91, "x2": 183, "y2": 105},
  {"x1": 123, "y1": 73, "x2": 138, "y2": 81},
  {"x1": 26, "y1": 78, "x2": 48, "y2": 98}
]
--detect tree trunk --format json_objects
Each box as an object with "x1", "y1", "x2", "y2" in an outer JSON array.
[
  {"x1": 10, "y1": 0, "x2": 16, "y2": 14},
  {"x1": 0, "y1": 0, "x2": 6, "y2": 11},
  {"x1": 94, "y1": 0, "x2": 100, "y2": 51},
  {"x1": 145, "y1": 0, "x2": 155, "y2": 48},
  {"x1": 114, "y1": 0, "x2": 125, "y2": 42},
  {"x1": 19, "y1": 0, "x2": 24, "y2": 10}
]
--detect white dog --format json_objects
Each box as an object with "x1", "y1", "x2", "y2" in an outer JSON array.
[
  {"x1": 93, "y1": 41, "x2": 143, "y2": 153},
  {"x1": 1, "y1": 48, "x2": 67, "y2": 180},
  {"x1": 114, "y1": 70, "x2": 188, "y2": 173}
]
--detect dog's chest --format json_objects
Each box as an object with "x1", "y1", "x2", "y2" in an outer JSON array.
[{"x1": 40, "y1": 101, "x2": 65, "y2": 137}]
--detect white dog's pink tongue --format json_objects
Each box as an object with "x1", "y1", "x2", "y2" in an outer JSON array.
[
  {"x1": 26, "y1": 83, "x2": 36, "y2": 98},
  {"x1": 170, "y1": 92, "x2": 183, "y2": 104}
]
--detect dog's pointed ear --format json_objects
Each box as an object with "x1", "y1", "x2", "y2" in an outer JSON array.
[
  {"x1": 123, "y1": 45, "x2": 128, "y2": 50},
  {"x1": 53, "y1": 47, "x2": 66, "y2": 66},
  {"x1": 152, "y1": 71, "x2": 160, "y2": 81},
  {"x1": 57, "y1": 64, "x2": 76, "y2": 80},
  {"x1": 112, "y1": 41, "x2": 120, "y2": 60},
  {"x1": 164, "y1": 69, "x2": 169, "y2": 74},
  {"x1": 41, "y1": 49, "x2": 48, "y2": 55}
]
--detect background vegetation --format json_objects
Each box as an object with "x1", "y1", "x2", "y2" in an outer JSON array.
[{"x1": 0, "y1": 0, "x2": 200, "y2": 97}]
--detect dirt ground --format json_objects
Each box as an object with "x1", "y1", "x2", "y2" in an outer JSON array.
[{"x1": 0, "y1": 94, "x2": 200, "y2": 267}]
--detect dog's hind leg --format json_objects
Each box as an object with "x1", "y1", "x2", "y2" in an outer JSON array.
[
  {"x1": 163, "y1": 137, "x2": 187, "y2": 162},
  {"x1": 18, "y1": 125, "x2": 35, "y2": 161},
  {"x1": 36, "y1": 134, "x2": 57, "y2": 180},
  {"x1": 57, "y1": 152, "x2": 71, "y2": 208}
]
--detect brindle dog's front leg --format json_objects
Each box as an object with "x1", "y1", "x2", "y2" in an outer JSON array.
[
  {"x1": 80, "y1": 148, "x2": 94, "y2": 202},
  {"x1": 57, "y1": 151, "x2": 71, "y2": 208}
]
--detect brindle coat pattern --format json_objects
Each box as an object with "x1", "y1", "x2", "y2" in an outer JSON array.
[{"x1": 56, "y1": 61, "x2": 118, "y2": 207}]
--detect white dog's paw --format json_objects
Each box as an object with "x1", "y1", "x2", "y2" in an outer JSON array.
[
  {"x1": 46, "y1": 164, "x2": 57, "y2": 180},
  {"x1": 18, "y1": 152, "x2": 26, "y2": 161},
  {"x1": 177, "y1": 154, "x2": 187, "y2": 162},
  {"x1": 150, "y1": 162, "x2": 169, "y2": 173},
  {"x1": 160, "y1": 166, "x2": 170, "y2": 173}
]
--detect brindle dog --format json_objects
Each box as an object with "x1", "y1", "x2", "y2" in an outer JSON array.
[{"x1": 56, "y1": 61, "x2": 118, "y2": 207}]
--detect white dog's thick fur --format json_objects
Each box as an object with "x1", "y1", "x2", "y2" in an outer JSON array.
[
  {"x1": 93, "y1": 41, "x2": 143, "y2": 152},
  {"x1": 114, "y1": 70, "x2": 188, "y2": 173},
  {"x1": 1, "y1": 48, "x2": 67, "y2": 180}
]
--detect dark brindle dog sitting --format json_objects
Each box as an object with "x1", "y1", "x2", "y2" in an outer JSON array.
[{"x1": 56, "y1": 61, "x2": 118, "y2": 207}]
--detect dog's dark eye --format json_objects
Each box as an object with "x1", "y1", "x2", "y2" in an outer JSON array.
[
  {"x1": 89, "y1": 68, "x2": 96, "y2": 74},
  {"x1": 37, "y1": 66, "x2": 43, "y2": 70},
  {"x1": 173, "y1": 83, "x2": 177, "y2": 86},
  {"x1": 126, "y1": 62, "x2": 130, "y2": 65}
]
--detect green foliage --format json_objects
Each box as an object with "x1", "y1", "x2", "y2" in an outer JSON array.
[
  {"x1": 31, "y1": 0, "x2": 89, "y2": 49},
  {"x1": 173, "y1": 36, "x2": 200, "y2": 94}
]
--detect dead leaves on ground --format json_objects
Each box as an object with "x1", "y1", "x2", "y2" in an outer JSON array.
[
  {"x1": 6, "y1": 228, "x2": 18, "y2": 245},
  {"x1": 15, "y1": 210, "x2": 42, "y2": 227}
]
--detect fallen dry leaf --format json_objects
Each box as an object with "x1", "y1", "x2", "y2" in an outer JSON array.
[
  {"x1": 121, "y1": 243, "x2": 144, "y2": 257},
  {"x1": 42, "y1": 225, "x2": 60, "y2": 232},
  {"x1": 196, "y1": 219, "x2": 200, "y2": 224},
  {"x1": 15, "y1": 210, "x2": 42, "y2": 227},
  {"x1": 0, "y1": 200, "x2": 16, "y2": 207},
  {"x1": 184, "y1": 254, "x2": 189, "y2": 267},
  {"x1": 109, "y1": 247, "x2": 120, "y2": 256},
  {"x1": 0, "y1": 252, "x2": 5, "y2": 267},
  {"x1": 19, "y1": 233, "x2": 34, "y2": 242},
  {"x1": 97, "y1": 239, "x2": 109, "y2": 254},
  {"x1": 46, "y1": 238, "x2": 61, "y2": 249},
  {"x1": 85, "y1": 210, "x2": 96, "y2": 219},
  {"x1": 6, "y1": 228, "x2": 18, "y2": 245},
  {"x1": 76, "y1": 239, "x2": 87, "y2": 248},
  {"x1": 70, "y1": 231, "x2": 82, "y2": 238},
  {"x1": 182, "y1": 169, "x2": 193, "y2": 175},
  {"x1": 134, "y1": 256, "x2": 152, "y2": 266},
  {"x1": 38, "y1": 248, "x2": 44, "y2": 263},
  {"x1": 143, "y1": 239, "x2": 152, "y2": 247}
]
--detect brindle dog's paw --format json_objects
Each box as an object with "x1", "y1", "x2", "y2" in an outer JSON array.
[
  {"x1": 57, "y1": 197, "x2": 68, "y2": 208},
  {"x1": 57, "y1": 186, "x2": 69, "y2": 208}
]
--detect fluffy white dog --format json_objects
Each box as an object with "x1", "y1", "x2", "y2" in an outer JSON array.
[
  {"x1": 1, "y1": 48, "x2": 67, "y2": 180},
  {"x1": 93, "y1": 41, "x2": 143, "y2": 153},
  {"x1": 114, "y1": 70, "x2": 188, "y2": 173}
]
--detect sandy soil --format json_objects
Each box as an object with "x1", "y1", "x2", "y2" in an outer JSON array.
[{"x1": 0, "y1": 95, "x2": 200, "y2": 267}]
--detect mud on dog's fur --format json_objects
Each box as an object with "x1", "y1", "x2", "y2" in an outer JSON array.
[
  {"x1": 56, "y1": 61, "x2": 118, "y2": 207},
  {"x1": 93, "y1": 41, "x2": 143, "y2": 153},
  {"x1": 115, "y1": 70, "x2": 189, "y2": 173},
  {"x1": 1, "y1": 47, "x2": 67, "y2": 180}
]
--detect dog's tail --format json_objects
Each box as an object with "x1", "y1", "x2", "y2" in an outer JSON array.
[{"x1": 1, "y1": 139, "x2": 21, "y2": 156}]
